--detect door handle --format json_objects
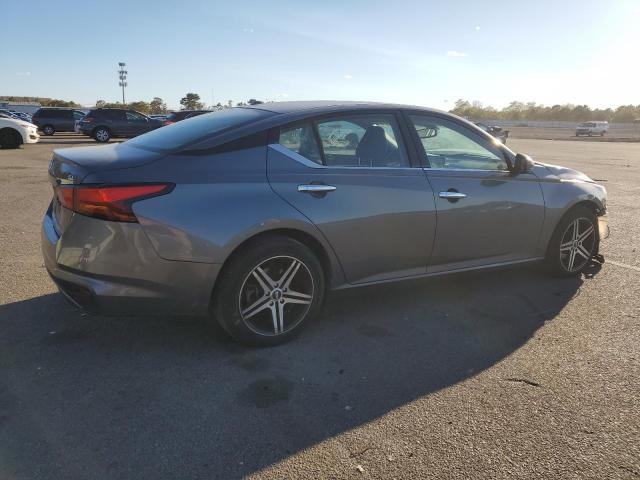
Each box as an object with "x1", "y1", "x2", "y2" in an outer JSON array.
[
  {"x1": 298, "y1": 184, "x2": 337, "y2": 194},
  {"x1": 438, "y1": 191, "x2": 467, "y2": 200}
]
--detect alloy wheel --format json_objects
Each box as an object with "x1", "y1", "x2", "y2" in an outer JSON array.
[
  {"x1": 96, "y1": 129, "x2": 109, "y2": 142},
  {"x1": 559, "y1": 217, "x2": 596, "y2": 272},
  {"x1": 238, "y1": 256, "x2": 314, "y2": 336}
]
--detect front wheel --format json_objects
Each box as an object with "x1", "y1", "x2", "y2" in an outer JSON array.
[
  {"x1": 0, "y1": 129, "x2": 23, "y2": 149},
  {"x1": 93, "y1": 127, "x2": 111, "y2": 143},
  {"x1": 545, "y1": 206, "x2": 598, "y2": 276},
  {"x1": 213, "y1": 236, "x2": 326, "y2": 346}
]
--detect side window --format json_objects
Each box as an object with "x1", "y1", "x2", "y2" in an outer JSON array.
[
  {"x1": 409, "y1": 115, "x2": 508, "y2": 171},
  {"x1": 316, "y1": 115, "x2": 408, "y2": 167},
  {"x1": 278, "y1": 123, "x2": 322, "y2": 165},
  {"x1": 126, "y1": 111, "x2": 146, "y2": 122}
]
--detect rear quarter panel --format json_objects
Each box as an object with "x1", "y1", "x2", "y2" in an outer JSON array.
[{"x1": 116, "y1": 146, "x2": 347, "y2": 286}]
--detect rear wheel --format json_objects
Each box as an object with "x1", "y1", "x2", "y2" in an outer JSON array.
[
  {"x1": 545, "y1": 206, "x2": 598, "y2": 276},
  {"x1": 0, "y1": 128, "x2": 23, "y2": 149},
  {"x1": 213, "y1": 236, "x2": 326, "y2": 346},
  {"x1": 93, "y1": 127, "x2": 111, "y2": 143},
  {"x1": 42, "y1": 125, "x2": 55, "y2": 136}
]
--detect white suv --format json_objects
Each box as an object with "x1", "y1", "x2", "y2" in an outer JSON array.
[
  {"x1": 575, "y1": 121, "x2": 609, "y2": 137},
  {"x1": 0, "y1": 115, "x2": 40, "y2": 148}
]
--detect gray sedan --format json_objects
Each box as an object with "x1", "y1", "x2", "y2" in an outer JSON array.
[{"x1": 42, "y1": 101, "x2": 608, "y2": 345}]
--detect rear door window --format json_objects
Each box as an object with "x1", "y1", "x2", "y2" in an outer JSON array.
[
  {"x1": 278, "y1": 123, "x2": 322, "y2": 165},
  {"x1": 315, "y1": 114, "x2": 409, "y2": 168}
]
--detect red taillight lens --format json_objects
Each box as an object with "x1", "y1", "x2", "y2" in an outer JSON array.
[
  {"x1": 163, "y1": 120, "x2": 174, "y2": 125},
  {"x1": 56, "y1": 186, "x2": 74, "y2": 209},
  {"x1": 55, "y1": 184, "x2": 173, "y2": 222}
]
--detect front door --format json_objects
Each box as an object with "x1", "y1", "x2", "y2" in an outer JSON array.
[
  {"x1": 268, "y1": 112, "x2": 437, "y2": 285},
  {"x1": 406, "y1": 113, "x2": 545, "y2": 273},
  {"x1": 125, "y1": 111, "x2": 150, "y2": 136}
]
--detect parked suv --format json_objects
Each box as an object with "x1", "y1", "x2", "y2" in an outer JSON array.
[
  {"x1": 32, "y1": 108, "x2": 86, "y2": 135},
  {"x1": 77, "y1": 109, "x2": 163, "y2": 142},
  {"x1": 575, "y1": 121, "x2": 609, "y2": 137}
]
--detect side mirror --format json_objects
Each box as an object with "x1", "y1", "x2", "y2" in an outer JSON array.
[{"x1": 513, "y1": 153, "x2": 534, "y2": 174}]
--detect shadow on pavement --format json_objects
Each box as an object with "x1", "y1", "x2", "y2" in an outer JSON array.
[{"x1": 0, "y1": 262, "x2": 601, "y2": 479}]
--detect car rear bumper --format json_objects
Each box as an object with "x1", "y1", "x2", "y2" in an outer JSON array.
[{"x1": 41, "y1": 204, "x2": 221, "y2": 316}]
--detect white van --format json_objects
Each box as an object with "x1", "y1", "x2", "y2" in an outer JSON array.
[{"x1": 575, "y1": 121, "x2": 609, "y2": 136}]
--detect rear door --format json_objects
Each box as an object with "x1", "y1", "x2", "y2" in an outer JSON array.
[
  {"x1": 405, "y1": 113, "x2": 545, "y2": 272},
  {"x1": 267, "y1": 111, "x2": 437, "y2": 285}
]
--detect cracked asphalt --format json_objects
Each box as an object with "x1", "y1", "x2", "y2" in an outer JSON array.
[{"x1": 1, "y1": 135, "x2": 638, "y2": 479}]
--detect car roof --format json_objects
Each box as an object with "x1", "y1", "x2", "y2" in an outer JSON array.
[{"x1": 246, "y1": 100, "x2": 446, "y2": 116}]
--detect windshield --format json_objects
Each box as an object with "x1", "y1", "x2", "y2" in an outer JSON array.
[{"x1": 126, "y1": 108, "x2": 274, "y2": 152}]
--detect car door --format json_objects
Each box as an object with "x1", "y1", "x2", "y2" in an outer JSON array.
[
  {"x1": 405, "y1": 113, "x2": 545, "y2": 273},
  {"x1": 267, "y1": 112, "x2": 437, "y2": 285},
  {"x1": 125, "y1": 111, "x2": 150, "y2": 136}
]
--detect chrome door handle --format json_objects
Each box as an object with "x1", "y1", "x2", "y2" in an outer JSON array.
[
  {"x1": 298, "y1": 184, "x2": 337, "y2": 193},
  {"x1": 438, "y1": 191, "x2": 467, "y2": 199}
]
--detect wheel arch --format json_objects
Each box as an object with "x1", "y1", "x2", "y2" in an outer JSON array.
[
  {"x1": 0, "y1": 127, "x2": 24, "y2": 146},
  {"x1": 216, "y1": 227, "x2": 340, "y2": 290}
]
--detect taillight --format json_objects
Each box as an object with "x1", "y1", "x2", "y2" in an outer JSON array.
[
  {"x1": 83, "y1": 117, "x2": 94, "y2": 123},
  {"x1": 55, "y1": 184, "x2": 173, "y2": 222},
  {"x1": 163, "y1": 120, "x2": 174, "y2": 125}
]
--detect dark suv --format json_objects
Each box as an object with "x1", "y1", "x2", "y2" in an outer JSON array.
[
  {"x1": 164, "y1": 110, "x2": 211, "y2": 125},
  {"x1": 77, "y1": 109, "x2": 163, "y2": 142},
  {"x1": 32, "y1": 108, "x2": 86, "y2": 135}
]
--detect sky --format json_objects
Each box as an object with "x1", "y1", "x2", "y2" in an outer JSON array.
[{"x1": 1, "y1": 0, "x2": 638, "y2": 110}]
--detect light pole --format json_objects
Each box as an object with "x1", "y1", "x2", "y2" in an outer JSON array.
[{"x1": 118, "y1": 62, "x2": 128, "y2": 105}]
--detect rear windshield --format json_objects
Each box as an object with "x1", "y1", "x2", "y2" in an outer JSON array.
[{"x1": 126, "y1": 107, "x2": 275, "y2": 152}]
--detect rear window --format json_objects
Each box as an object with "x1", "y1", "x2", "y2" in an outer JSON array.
[{"x1": 126, "y1": 108, "x2": 275, "y2": 152}]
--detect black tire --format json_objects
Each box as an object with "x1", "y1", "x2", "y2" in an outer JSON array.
[
  {"x1": 42, "y1": 125, "x2": 55, "y2": 136},
  {"x1": 213, "y1": 236, "x2": 326, "y2": 346},
  {"x1": 600, "y1": 131, "x2": 605, "y2": 136},
  {"x1": 93, "y1": 127, "x2": 111, "y2": 143},
  {"x1": 545, "y1": 206, "x2": 598, "y2": 277},
  {"x1": 0, "y1": 128, "x2": 23, "y2": 149}
]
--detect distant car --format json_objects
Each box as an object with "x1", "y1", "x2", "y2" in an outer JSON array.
[
  {"x1": 0, "y1": 115, "x2": 39, "y2": 148},
  {"x1": 9, "y1": 111, "x2": 33, "y2": 123},
  {"x1": 32, "y1": 108, "x2": 86, "y2": 135},
  {"x1": 77, "y1": 108, "x2": 163, "y2": 142},
  {"x1": 0, "y1": 109, "x2": 23, "y2": 120},
  {"x1": 164, "y1": 110, "x2": 211, "y2": 125},
  {"x1": 575, "y1": 121, "x2": 609, "y2": 137},
  {"x1": 474, "y1": 122, "x2": 509, "y2": 143}
]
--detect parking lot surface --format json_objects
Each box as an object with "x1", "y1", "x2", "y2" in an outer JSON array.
[{"x1": 1, "y1": 135, "x2": 639, "y2": 479}]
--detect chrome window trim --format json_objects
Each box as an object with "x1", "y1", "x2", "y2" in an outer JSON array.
[{"x1": 425, "y1": 167, "x2": 511, "y2": 173}]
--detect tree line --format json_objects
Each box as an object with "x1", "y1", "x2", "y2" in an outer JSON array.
[
  {"x1": 0, "y1": 94, "x2": 265, "y2": 114},
  {"x1": 451, "y1": 100, "x2": 640, "y2": 123}
]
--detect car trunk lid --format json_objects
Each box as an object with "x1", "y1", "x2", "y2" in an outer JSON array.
[{"x1": 48, "y1": 143, "x2": 164, "y2": 234}]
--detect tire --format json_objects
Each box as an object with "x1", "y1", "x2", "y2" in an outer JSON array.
[
  {"x1": 93, "y1": 127, "x2": 111, "y2": 143},
  {"x1": 213, "y1": 236, "x2": 326, "y2": 346},
  {"x1": 42, "y1": 125, "x2": 55, "y2": 136},
  {"x1": 545, "y1": 206, "x2": 598, "y2": 277},
  {"x1": 600, "y1": 132, "x2": 605, "y2": 136},
  {"x1": 0, "y1": 129, "x2": 23, "y2": 149}
]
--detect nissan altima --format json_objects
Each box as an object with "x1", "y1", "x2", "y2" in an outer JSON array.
[{"x1": 42, "y1": 101, "x2": 608, "y2": 345}]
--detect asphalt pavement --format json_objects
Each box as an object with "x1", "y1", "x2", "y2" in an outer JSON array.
[{"x1": 0, "y1": 135, "x2": 638, "y2": 479}]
